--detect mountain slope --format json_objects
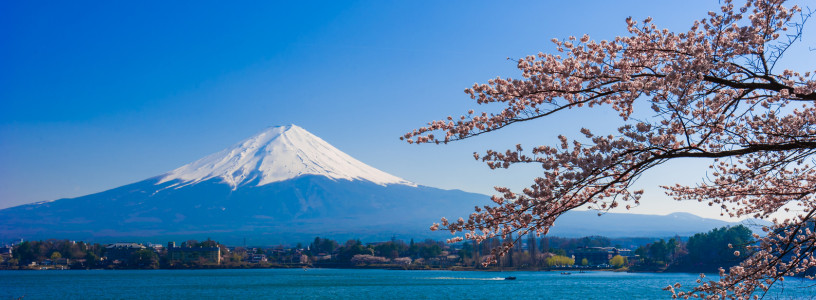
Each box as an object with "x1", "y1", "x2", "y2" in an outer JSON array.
[
  {"x1": 0, "y1": 125, "x2": 481, "y2": 244},
  {"x1": 0, "y1": 125, "x2": 764, "y2": 245},
  {"x1": 0, "y1": 175, "x2": 484, "y2": 244},
  {"x1": 159, "y1": 124, "x2": 414, "y2": 189},
  {"x1": 549, "y1": 211, "x2": 768, "y2": 238}
]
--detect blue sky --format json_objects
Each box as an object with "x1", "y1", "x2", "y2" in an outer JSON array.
[{"x1": 1, "y1": 1, "x2": 813, "y2": 220}]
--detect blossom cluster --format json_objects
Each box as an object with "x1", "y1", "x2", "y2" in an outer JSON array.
[{"x1": 409, "y1": 0, "x2": 815, "y2": 298}]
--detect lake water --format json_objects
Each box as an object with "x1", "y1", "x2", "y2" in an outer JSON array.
[{"x1": 1, "y1": 269, "x2": 814, "y2": 299}]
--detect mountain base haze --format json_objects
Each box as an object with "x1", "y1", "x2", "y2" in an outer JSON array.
[
  {"x1": 0, "y1": 175, "x2": 486, "y2": 244},
  {"x1": 0, "y1": 125, "x2": 762, "y2": 245}
]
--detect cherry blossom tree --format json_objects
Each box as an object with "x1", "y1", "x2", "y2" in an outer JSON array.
[{"x1": 404, "y1": 0, "x2": 814, "y2": 298}]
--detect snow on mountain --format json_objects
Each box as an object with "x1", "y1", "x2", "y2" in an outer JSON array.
[
  {"x1": 158, "y1": 124, "x2": 415, "y2": 189},
  {"x1": 0, "y1": 124, "x2": 762, "y2": 244}
]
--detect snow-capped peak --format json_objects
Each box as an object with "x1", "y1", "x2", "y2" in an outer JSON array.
[{"x1": 158, "y1": 124, "x2": 415, "y2": 189}]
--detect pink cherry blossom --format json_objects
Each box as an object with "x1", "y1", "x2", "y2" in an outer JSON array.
[{"x1": 405, "y1": 0, "x2": 815, "y2": 298}]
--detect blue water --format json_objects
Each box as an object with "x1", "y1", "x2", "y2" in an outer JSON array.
[{"x1": 1, "y1": 269, "x2": 813, "y2": 299}]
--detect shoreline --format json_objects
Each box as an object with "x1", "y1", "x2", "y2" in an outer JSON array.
[{"x1": 0, "y1": 265, "x2": 704, "y2": 274}]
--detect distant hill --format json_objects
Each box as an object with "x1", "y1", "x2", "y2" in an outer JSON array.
[
  {"x1": 0, "y1": 125, "x2": 767, "y2": 245},
  {"x1": 549, "y1": 211, "x2": 769, "y2": 238}
]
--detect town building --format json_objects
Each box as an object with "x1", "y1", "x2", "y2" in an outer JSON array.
[
  {"x1": 105, "y1": 243, "x2": 147, "y2": 262},
  {"x1": 246, "y1": 253, "x2": 268, "y2": 263},
  {"x1": 0, "y1": 246, "x2": 12, "y2": 259},
  {"x1": 167, "y1": 242, "x2": 221, "y2": 264}
]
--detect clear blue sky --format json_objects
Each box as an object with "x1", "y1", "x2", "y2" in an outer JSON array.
[{"x1": 1, "y1": 1, "x2": 813, "y2": 220}]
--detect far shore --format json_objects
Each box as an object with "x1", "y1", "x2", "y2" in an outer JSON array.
[{"x1": 2, "y1": 264, "x2": 717, "y2": 275}]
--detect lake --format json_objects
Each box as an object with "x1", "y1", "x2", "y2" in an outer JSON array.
[{"x1": 1, "y1": 269, "x2": 814, "y2": 299}]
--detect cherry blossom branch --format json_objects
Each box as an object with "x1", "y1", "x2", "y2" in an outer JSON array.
[{"x1": 408, "y1": 0, "x2": 815, "y2": 297}]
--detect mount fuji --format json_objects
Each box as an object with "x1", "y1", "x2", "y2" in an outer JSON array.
[
  {"x1": 0, "y1": 125, "x2": 486, "y2": 244},
  {"x1": 0, "y1": 125, "x2": 762, "y2": 245}
]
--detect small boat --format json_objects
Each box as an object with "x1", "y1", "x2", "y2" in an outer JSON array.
[
  {"x1": 504, "y1": 276, "x2": 517, "y2": 280},
  {"x1": 560, "y1": 272, "x2": 572, "y2": 275}
]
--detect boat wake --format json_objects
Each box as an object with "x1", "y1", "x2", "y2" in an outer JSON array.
[{"x1": 427, "y1": 277, "x2": 506, "y2": 281}]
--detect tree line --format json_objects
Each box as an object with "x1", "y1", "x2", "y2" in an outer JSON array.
[
  {"x1": 631, "y1": 225, "x2": 755, "y2": 272},
  {"x1": 0, "y1": 225, "x2": 759, "y2": 271}
]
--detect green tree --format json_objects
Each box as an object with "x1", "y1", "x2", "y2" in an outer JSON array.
[
  {"x1": 418, "y1": 243, "x2": 442, "y2": 259},
  {"x1": 545, "y1": 255, "x2": 575, "y2": 267},
  {"x1": 684, "y1": 225, "x2": 753, "y2": 270},
  {"x1": 199, "y1": 238, "x2": 218, "y2": 248},
  {"x1": 459, "y1": 242, "x2": 473, "y2": 261},
  {"x1": 373, "y1": 241, "x2": 405, "y2": 259},
  {"x1": 649, "y1": 239, "x2": 669, "y2": 264},
  {"x1": 527, "y1": 235, "x2": 538, "y2": 266},
  {"x1": 310, "y1": 237, "x2": 339, "y2": 256},
  {"x1": 13, "y1": 241, "x2": 37, "y2": 264},
  {"x1": 85, "y1": 252, "x2": 100, "y2": 268},
  {"x1": 610, "y1": 255, "x2": 627, "y2": 268},
  {"x1": 50, "y1": 251, "x2": 62, "y2": 260},
  {"x1": 550, "y1": 248, "x2": 566, "y2": 257},
  {"x1": 337, "y1": 240, "x2": 372, "y2": 262},
  {"x1": 581, "y1": 258, "x2": 588, "y2": 266},
  {"x1": 129, "y1": 249, "x2": 159, "y2": 269}
]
